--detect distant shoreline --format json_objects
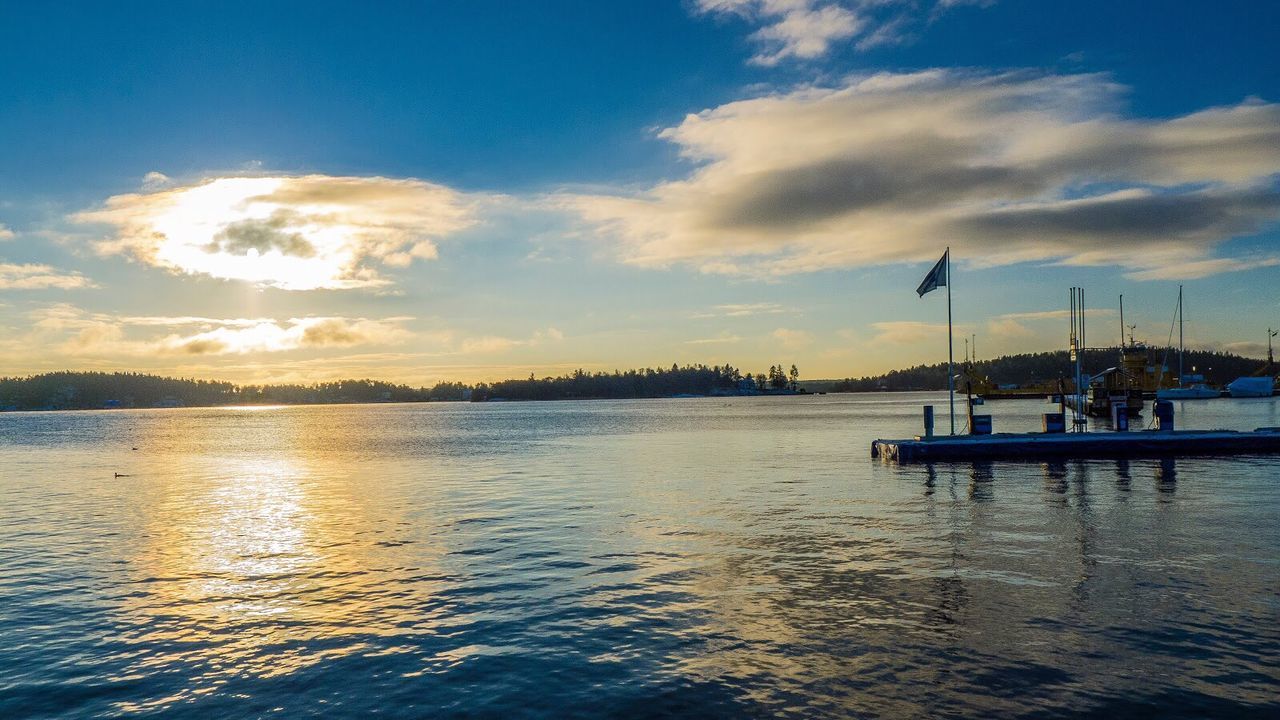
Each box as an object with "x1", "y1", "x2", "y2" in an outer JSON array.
[{"x1": 1, "y1": 390, "x2": 839, "y2": 414}]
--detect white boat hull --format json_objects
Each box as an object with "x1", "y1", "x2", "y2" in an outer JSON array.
[
  {"x1": 1157, "y1": 386, "x2": 1221, "y2": 400},
  {"x1": 1227, "y1": 377, "x2": 1276, "y2": 398}
]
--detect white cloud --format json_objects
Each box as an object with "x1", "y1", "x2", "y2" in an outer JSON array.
[
  {"x1": 74, "y1": 316, "x2": 411, "y2": 356},
  {"x1": 994, "y1": 309, "x2": 1116, "y2": 322},
  {"x1": 771, "y1": 327, "x2": 813, "y2": 347},
  {"x1": 24, "y1": 305, "x2": 411, "y2": 356},
  {"x1": 686, "y1": 332, "x2": 743, "y2": 344},
  {"x1": 1123, "y1": 256, "x2": 1280, "y2": 281},
  {"x1": 460, "y1": 335, "x2": 523, "y2": 354},
  {"x1": 460, "y1": 327, "x2": 565, "y2": 354},
  {"x1": 986, "y1": 317, "x2": 1035, "y2": 339},
  {"x1": 986, "y1": 308, "x2": 1117, "y2": 337},
  {"x1": 1221, "y1": 341, "x2": 1270, "y2": 358},
  {"x1": 74, "y1": 174, "x2": 478, "y2": 290},
  {"x1": 564, "y1": 71, "x2": 1280, "y2": 280},
  {"x1": 694, "y1": 1, "x2": 985, "y2": 65},
  {"x1": 0, "y1": 262, "x2": 96, "y2": 290},
  {"x1": 141, "y1": 171, "x2": 172, "y2": 190},
  {"x1": 0, "y1": 224, "x2": 14, "y2": 241},
  {"x1": 691, "y1": 301, "x2": 790, "y2": 318},
  {"x1": 20, "y1": 304, "x2": 568, "y2": 363},
  {"x1": 871, "y1": 321, "x2": 975, "y2": 346}
]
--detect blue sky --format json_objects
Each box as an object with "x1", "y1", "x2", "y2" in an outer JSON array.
[{"x1": 1, "y1": 1, "x2": 1278, "y2": 383}]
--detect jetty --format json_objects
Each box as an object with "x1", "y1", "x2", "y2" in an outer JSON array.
[{"x1": 872, "y1": 427, "x2": 1280, "y2": 462}]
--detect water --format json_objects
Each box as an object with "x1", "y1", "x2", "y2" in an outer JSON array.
[{"x1": 2, "y1": 394, "x2": 1278, "y2": 718}]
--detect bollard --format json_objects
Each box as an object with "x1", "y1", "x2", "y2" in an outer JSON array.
[{"x1": 923, "y1": 405, "x2": 935, "y2": 439}]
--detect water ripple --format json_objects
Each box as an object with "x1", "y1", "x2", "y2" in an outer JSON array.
[{"x1": 2, "y1": 396, "x2": 1279, "y2": 717}]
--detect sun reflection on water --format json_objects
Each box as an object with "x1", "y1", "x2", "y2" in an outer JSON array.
[{"x1": 110, "y1": 447, "x2": 427, "y2": 711}]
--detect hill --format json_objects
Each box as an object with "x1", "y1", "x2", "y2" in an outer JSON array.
[{"x1": 813, "y1": 347, "x2": 1269, "y2": 393}]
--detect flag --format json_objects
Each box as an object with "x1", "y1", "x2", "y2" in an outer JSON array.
[{"x1": 916, "y1": 250, "x2": 948, "y2": 297}]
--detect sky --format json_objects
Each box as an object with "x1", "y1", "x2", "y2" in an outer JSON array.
[{"x1": 2, "y1": 0, "x2": 1279, "y2": 384}]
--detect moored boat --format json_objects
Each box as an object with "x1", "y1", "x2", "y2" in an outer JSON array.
[
  {"x1": 1156, "y1": 287, "x2": 1221, "y2": 400},
  {"x1": 1157, "y1": 384, "x2": 1220, "y2": 400},
  {"x1": 1227, "y1": 376, "x2": 1275, "y2": 398}
]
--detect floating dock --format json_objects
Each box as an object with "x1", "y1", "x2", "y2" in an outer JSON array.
[{"x1": 872, "y1": 428, "x2": 1280, "y2": 462}]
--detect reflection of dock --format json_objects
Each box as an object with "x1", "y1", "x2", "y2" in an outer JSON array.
[{"x1": 872, "y1": 428, "x2": 1280, "y2": 462}]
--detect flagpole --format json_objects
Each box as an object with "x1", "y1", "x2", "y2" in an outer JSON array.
[{"x1": 946, "y1": 247, "x2": 955, "y2": 434}]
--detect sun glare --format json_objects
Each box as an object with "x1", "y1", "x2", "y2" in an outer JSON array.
[{"x1": 78, "y1": 175, "x2": 473, "y2": 290}]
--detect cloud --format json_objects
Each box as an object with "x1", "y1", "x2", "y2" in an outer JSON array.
[
  {"x1": 74, "y1": 174, "x2": 478, "y2": 290},
  {"x1": 141, "y1": 171, "x2": 172, "y2": 190},
  {"x1": 771, "y1": 327, "x2": 812, "y2": 347},
  {"x1": 460, "y1": 336, "x2": 523, "y2": 354},
  {"x1": 871, "y1": 321, "x2": 975, "y2": 346},
  {"x1": 130, "y1": 316, "x2": 410, "y2": 356},
  {"x1": 563, "y1": 71, "x2": 1280, "y2": 280},
  {"x1": 686, "y1": 332, "x2": 743, "y2": 344},
  {"x1": 26, "y1": 305, "x2": 412, "y2": 356},
  {"x1": 0, "y1": 262, "x2": 96, "y2": 289},
  {"x1": 994, "y1": 309, "x2": 1115, "y2": 322},
  {"x1": 460, "y1": 327, "x2": 565, "y2": 354},
  {"x1": 19, "y1": 304, "x2": 568, "y2": 364},
  {"x1": 0, "y1": 224, "x2": 14, "y2": 241},
  {"x1": 986, "y1": 308, "x2": 1117, "y2": 337},
  {"x1": 691, "y1": 302, "x2": 790, "y2": 318},
  {"x1": 694, "y1": 1, "x2": 986, "y2": 65},
  {"x1": 1123, "y1": 256, "x2": 1280, "y2": 281},
  {"x1": 1220, "y1": 341, "x2": 1270, "y2": 358},
  {"x1": 986, "y1": 317, "x2": 1035, "y2": 339}
]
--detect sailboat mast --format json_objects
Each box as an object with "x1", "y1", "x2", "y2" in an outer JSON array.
[
  {"x1": 1119, "y1": 295, "x2": 1125, "y2": 348},
  {"x1": 1178, "y1": 285, "x2": 1184, "y2": 384}
]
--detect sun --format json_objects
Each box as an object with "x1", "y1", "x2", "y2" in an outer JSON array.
[{"x1": 77, "y1": 174, "x2": 474, "y2": 290}]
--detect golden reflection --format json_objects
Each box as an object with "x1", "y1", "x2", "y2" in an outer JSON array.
[{"x1": 113, "y1": 412, "x2": 449, "y2": 712}]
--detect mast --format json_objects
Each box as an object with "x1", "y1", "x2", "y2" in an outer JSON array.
[
  {"x1": 1177, "y1": 285, "x2": 1184, "y2": 385},
  {"x1": 1119, "y1": 294, "x2": 1125, "y2": 349},
  {"x1": 1070, "y1": 287, "x2": 1087, "y2": 431}
]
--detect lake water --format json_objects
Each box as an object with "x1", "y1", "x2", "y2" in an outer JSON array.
[{"x1": 2, "y1": 394, "x2": 1278, "y2": 718}]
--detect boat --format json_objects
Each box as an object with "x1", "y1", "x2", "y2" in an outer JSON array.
[
  {"x1": 1155, "y1": 286, "x2": 1221, "y2": 400},
  {"x1": 1158, "y1": 385, "x2": 1220, "y2": 400},
  {"x1": 1066, "y1": 366, "x2": 1145, "y2": 418},
  {"x1": 1226, "y1": 328, "x2": 1279, "y2": 397},
  {"x1": 1227, "y1": 376, "x2": 1275, "y2": 398}
]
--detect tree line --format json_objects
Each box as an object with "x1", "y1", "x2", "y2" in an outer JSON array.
[
  {"x1": 824, "y1": 347, "x2": 1268, "y2": 392},
  {"x1": 0, "y1": 372, "x2": 470, "y2": 411},
  {"x1": 0, "y1": 363, "x2": 803, "y2": 411}
]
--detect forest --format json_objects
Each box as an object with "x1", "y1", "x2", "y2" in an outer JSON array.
[
  {"x1": 0, "y1": 363, "x2": 800, "y2": 411},
  {"x1": 2, "y1": 347, "x2": 1269, "y2": 410},
  {"x1": 823, "y1": 347, "x2": 1269, "y2": 392}
]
